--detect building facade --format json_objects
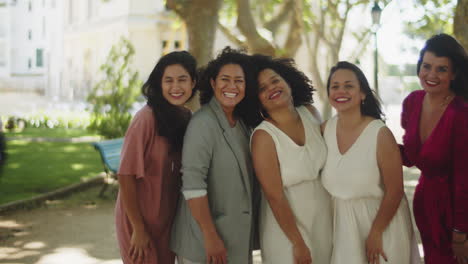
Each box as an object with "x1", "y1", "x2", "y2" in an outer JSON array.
[
  {"x1": 62, "y1": 0, "x2": 186, "y2": 100},
  {"x1": 0, "y1": 0, "x2": 63, "y2": 96}
]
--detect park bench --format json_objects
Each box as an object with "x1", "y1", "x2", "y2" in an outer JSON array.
[{"x1": 92, "y1": 138, "x2": 123, "y2": 197}]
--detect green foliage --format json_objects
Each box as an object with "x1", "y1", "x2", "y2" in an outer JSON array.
[
  {"x1": 404, "y1": 0, "x2": 455, "y2": 39},
  {"x1": 405, "y1": 80, "x2": 422, "y2": 92},
  {"x1": 87, "y1": 37, "x2": 142, "y2": 139},
  {"x1": 386, "y1": 64, "x2": 417, "y2": 76}
]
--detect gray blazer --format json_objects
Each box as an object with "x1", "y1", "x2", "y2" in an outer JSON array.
[{"x1": 171, "y1": 98, "x2": 257, "y2": 263}]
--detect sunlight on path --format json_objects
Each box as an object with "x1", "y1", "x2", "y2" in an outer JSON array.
[{"x1": 35, "y1": 248, "x2": 121, "y2": 264}]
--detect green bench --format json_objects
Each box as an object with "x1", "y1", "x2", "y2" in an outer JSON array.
[{"x1": 92, "y1": 138, "x2": 124, "y2": 197}]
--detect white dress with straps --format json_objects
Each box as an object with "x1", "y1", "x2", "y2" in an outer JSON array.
[
  {"x1": 322, "y1": 116, "x2": 420, "y2": 264},
  {"x1": 252, "y1": 106, "x2": 333, "y2": 264}
]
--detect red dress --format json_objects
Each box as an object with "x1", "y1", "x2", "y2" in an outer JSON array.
[
  {"x1": 115, "y1": 106, "x2": 184, "y2": 264},
  {"x1": 401, "y1": 90, "x2": 468, "y2": 263}
]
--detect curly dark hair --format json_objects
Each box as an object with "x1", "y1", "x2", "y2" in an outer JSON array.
[
  {"x1": 197, "y1": 46, "x2": 254, "y2": 119},
  {"x1": 326, "y1": 61, "x2": 384, "y2": 120},
  {"x1": 417, "y1": 33, "x2": 468, "y2": 100},
  {"x1": 240, "y1": 54, "x2": 315, "y2": 129},
  {"x1": 141, "y1": 51, "x2": 198, "y2": 152}
]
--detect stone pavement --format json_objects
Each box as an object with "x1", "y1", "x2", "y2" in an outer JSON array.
[{"x1": 0, "y1": 166, "x2": 422, "y2": 264}]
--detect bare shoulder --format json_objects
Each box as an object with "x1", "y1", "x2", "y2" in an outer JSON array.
[
  {"x1": 377, "y1": 125, "x2": 398, "y2": 149},
  {"x1": 252, "y1": 128, "x2": 274, "y2": 146}
]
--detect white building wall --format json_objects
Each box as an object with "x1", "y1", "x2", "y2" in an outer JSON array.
[
  {"x1": 0, "y1": 0, "x2": 10, "y2": 77},
  {"x1": 0, "y1": 0, "x2": 62, "y2": 95},
  {"x1": 61, "y1": 0, "x2": 183, "y2": 101}
]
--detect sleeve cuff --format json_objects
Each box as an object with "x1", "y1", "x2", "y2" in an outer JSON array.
[{"x1": 183, "y1": 189, "x2": 207, "y2": 200}]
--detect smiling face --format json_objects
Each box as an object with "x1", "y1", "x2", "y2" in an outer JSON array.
[
  {"x1": 328, "y1": 69, "x2": 365, "y2": 113},
  {"x1": 211, "y1": 63, "x2": 246, "y2": 112},
  {"x1": 161, "y1": 64, "x2": 195, "y2": 106},
  {"x1": 257, "y1": 68, "x2": 293, "y2": 113},
  {"x1": 418, "y1": 51, "x2": 456, "y2": 95}
]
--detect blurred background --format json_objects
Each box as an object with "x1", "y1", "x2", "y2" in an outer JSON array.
[{"x1": 0, "y1": 0, "x2": 466, "y2": 263}]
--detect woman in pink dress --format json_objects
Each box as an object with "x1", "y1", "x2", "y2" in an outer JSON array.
[
  {"x1": 400, "y1": 34, "x2": 468, "y2": 264},
  {"x1": 115, "y1": 51, "x2": 198, "y2": 264}
]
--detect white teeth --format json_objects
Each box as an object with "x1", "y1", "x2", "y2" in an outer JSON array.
[
  {"x1": 171, "y1": 93, "x2": 183, "y2": 97},
  {"x1": 336, "y1": 97, "x2": 349, "y2": 102},
  {"x1": 269, "y1": 91, "x2": 281, "y2": 99},
  {"x1": 426, "y1": 80, "x2": 438, "y2": 85},
  {"x1": 224, "y1": 92, "x2": 237, "y2": 98}
]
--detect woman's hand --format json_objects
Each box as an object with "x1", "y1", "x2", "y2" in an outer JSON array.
[
  {"x1": 293, "y1": 242, "x2": 312, "y2": 264},
  {"x1": 452, "y1": 231, "x2": 468, "y2": 264},
  {"x1": 128, "y1": 228, "x2": 155, "y2": 263},
  {"x1": 204, "y1": 232, "x2": 227, "y2": 264},
  {"x1": 366, "y1": 229, "x2": 388, "y2": 264}
]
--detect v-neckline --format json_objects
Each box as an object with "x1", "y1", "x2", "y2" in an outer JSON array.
[
  {"x1": 265, "y1": 108, "x2": 307, "y2": 148},
  {"x1": 335, "y1": 117, "x2": 377, "y2": 156},
  {"x1": 416, "y1": 93, "x2": 453, "y2": 147}
]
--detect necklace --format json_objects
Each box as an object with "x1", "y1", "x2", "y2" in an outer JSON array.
[{"x1": 440, "y1": 94, "x2": 454, "y2": 108}]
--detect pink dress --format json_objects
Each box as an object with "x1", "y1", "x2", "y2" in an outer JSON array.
[
  {"x1": 115, "y1": 106, "x2": 184, "y2": 264},
  {"x1": 401, "y1": 90, "x2": 468, "y2": 264}
]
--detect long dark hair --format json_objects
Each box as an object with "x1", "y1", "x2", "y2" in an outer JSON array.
[
  {"x1": 198, "y1": 46, "x2": 254, "y2": 119},
  {"x1": 241, "y1": 54, "x2": 315, "y2": 129},
  {"x1": 326, "y1": 61, "x2": 384, "y2": 120},
  {"x1": 142, "y1": 51, "x2": 198, "y2": 152},
  {"x1": 417, "y1": 33, "x2": 468, "y2": 100}
]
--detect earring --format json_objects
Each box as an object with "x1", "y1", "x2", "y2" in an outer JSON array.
[
  {"x1": 361, "y1": 98, "x2": 365, "y2": 105},
  {"x1": 259, "y1": 109, "x2": 267, "y2": 119}
]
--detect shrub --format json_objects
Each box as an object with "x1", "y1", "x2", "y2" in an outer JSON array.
[{"x1": 87, "y1": 37, "x2": 142, "y2": 139}]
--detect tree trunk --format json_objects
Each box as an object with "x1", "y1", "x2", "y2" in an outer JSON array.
[
  {"x1": 236, "y1": 0, "x2": 276, "y2": 55},
  {"x1": 166, "y1": 0, "x2": 222, "y2": 110},
  {"x1": 282, "y1": 0, "x2": 303, "y2": 58},
  {"x1": 454, "y1": 0, "x2": 468, "y2": 50}
]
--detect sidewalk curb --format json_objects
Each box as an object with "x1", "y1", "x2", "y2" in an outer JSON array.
[{"x1": 0, "y1": 175, "x2": 105, "y2": 214}]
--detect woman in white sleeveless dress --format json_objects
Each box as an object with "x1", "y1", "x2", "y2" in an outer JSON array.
[
  {"x1": 241, "y1": 55, "x2": 332, "y2": 264},
  {"x1": 321, "y1": 61, "x2": 420, "y2": 264}
]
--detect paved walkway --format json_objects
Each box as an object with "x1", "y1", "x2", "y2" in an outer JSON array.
[{"x1": 0, "y1": 167, "x2": 422, "y2": 264}]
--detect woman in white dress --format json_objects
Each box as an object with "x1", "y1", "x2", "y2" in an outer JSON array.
[
  {"x1": 241, "y1": 55, "x2": 332, "y2": 264},
  {"x1": 321, "y1": 61, "x2": 419, "y2": 264}
]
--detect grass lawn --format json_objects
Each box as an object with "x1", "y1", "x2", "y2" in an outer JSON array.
[
  {"x1": 0, "y1": 128, "x2": 104, "y2": 205},
  {"x1": 5, "y1": 127, "x2": 100, "y2": 139}
]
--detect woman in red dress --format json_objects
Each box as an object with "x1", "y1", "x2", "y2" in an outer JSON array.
[
  {"x1": 400, "y1": 34, "x2": 468, "y2": 263},
  {"x1": 115, "y1": 51, "x2": 197, "y2": 264}
]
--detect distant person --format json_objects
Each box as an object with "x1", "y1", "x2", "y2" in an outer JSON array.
[
  {"x1": 241, "y1": 54, "x2": 332, "y2": 264},
  {"x1": 115, "y1": 51, "x2": 198, "y2": 264},
  {"x1": 322, "y1": 61, "x2": 419, "y2": 264},
  {"x1": 400, "y1": 34, "x2": 468, "y2": 264},
  {"x1": 170, "y1": 47, "x2": 258, "y2": 264}
]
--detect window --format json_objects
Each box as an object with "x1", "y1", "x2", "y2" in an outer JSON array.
[
  {"x1": 174, "y1": 41, "x2": 180, "y2": 49},
  {"x1": 42, "y1": 17, "x2": 46, "y2": 38},
  {"x1": 28, "y1": 29, "x2": 32, "y2": 40},
  {"x1": 0, "y1": 43, "x2": 5, "y2": 67},
  {"x1": 28, "y1": 1, "x2": 32, "y2": 11},
  {"x1": 162, "y1": 40, "x2": 168, "y2": 49},
  {"x1": 68, "y1": 0, "x2": 73, "y2": 24},
  {"x1": 87, "y1": 0, "x2": 93, "y2": 19},
  {"x1": 28, "y1": 58, "x2": 32, "y2": 69},
  {"x1": 36, "y1": 49, "x2": 44, "y2": 67}
]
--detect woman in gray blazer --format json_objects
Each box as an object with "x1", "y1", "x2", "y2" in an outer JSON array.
[{"x1": 171, "y1": 47, "x2": 258, "y2": 264}]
